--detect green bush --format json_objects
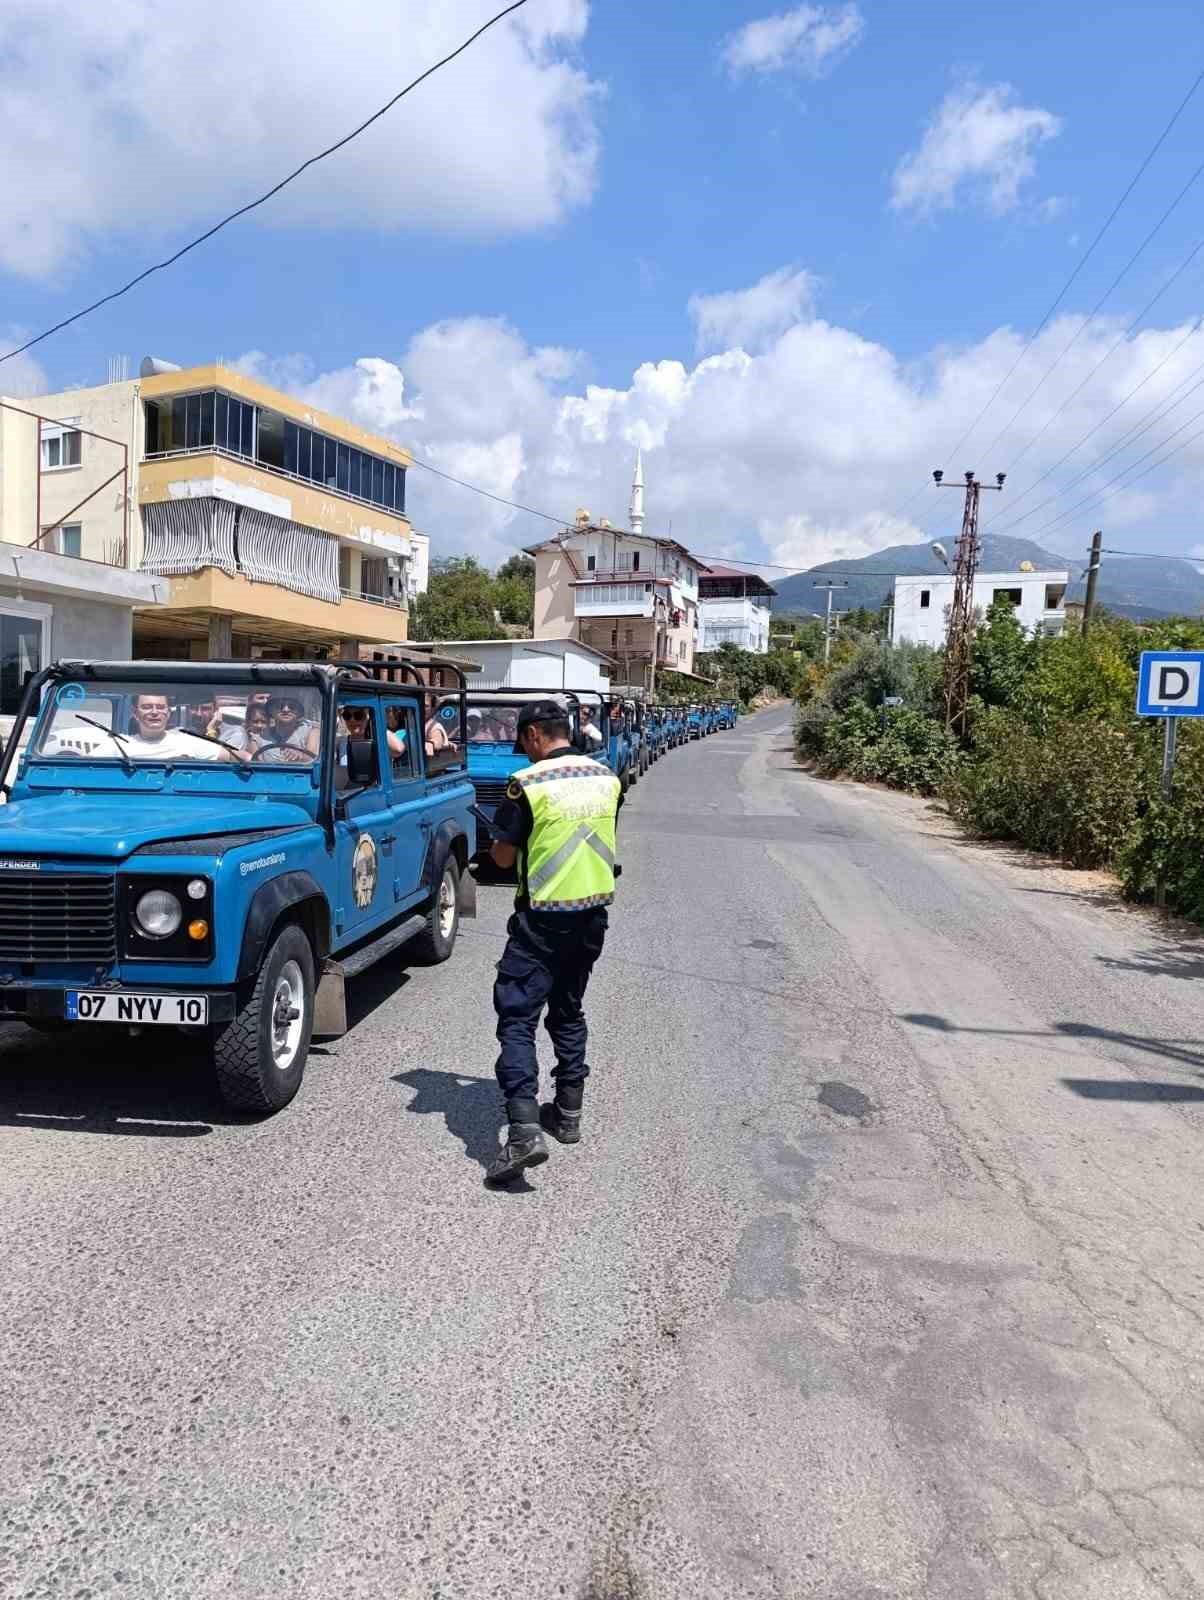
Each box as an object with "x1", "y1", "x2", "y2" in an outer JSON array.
[
  {"x1": 814, "y1": 702, "x2": 959, "y2": 795},
  {"x1": 944, "y1": 709, "x2": 1154, "y2": 869},
  {"x1": 1120, "y1": 722, "x2": 1204, "y2": 918}
]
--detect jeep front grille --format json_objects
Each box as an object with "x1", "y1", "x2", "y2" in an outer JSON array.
[
  {"x1": 0, "y1": 873, "x2": 117, "y2": 963},
  {"x1": 472, "y1": 780, "x2": 509, "y2": 808}
]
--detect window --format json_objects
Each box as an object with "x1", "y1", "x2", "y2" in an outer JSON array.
[
  {"x1": 0, "y1": 604, "x2": 49, "y2": 716},
  {"x1": 632, "y1": 551, "x2": 640, "y2": 572},
  {"x1": 41, "y1": 427, "x2": 81, "y2": 471},
  {"x1": 920, "y1": 589, "x2": 931, "y2": 609},
  {"x1": 624, "y1": 628, "x2": 633, "y2": 645},
  {"x1": 586, "y1": 554, "x2": 596, "y2": 572},
  {"x1": 992, "y1": 588, "x2": 1023, "y2": 607},
  {"x1": 1045, "y1": 583, "x2": 1066, "y2": 611},
  {"x1": 611, "y1": 629, "x2": 618, "y2": 646},
  {"x1": 339, "y1": 546, "x2": 353, "y2": 594},
  {"x1": 361, "y1": 557, "x2": 388, "y2": 601},
  {"x1": 383, "y1": 700, "x2": 417, "y2": 782},
  {"x1": 54, "y1": 523, "x2": 82, "y2": 559}
]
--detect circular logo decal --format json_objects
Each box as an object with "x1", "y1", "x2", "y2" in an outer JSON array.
[
  {"x1": 440, "y1": 705, "x2": 458, "y2": 721},
  {"x1": 60, "y1": 683, "x2": 85, "y2": 702},
  {"x1": 352, "y1": 834, "x2": 378, "y2": 909}
]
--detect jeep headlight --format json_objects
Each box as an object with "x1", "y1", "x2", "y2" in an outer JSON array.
[{"x1": 135, "y1": 888, "x2": 182, "y2": 939}]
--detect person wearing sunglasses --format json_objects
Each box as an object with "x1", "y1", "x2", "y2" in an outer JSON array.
[{"x1": 267, "y1": 694, "x2": 319, "y2": 751}]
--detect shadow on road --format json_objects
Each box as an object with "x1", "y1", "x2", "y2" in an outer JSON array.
[
  {"x1": 0, "y1": 1027, "x2": 224, "y2": 1136},
  {"x1": 1062, "y1": 1079, "x2": 1204, "y2": 1102},
  {"x1": 393, "y1": 1067, "x2": 535, "y2": 1193},
  {"x1": 1096, "y1": 942, "x2": 1204, "y2": 981},
  {"x1": 901, "y1": 1012, "x2": 1204, "y2": 1084}
]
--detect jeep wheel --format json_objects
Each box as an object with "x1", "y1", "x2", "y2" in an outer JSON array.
[
  {"x1": 409, "y1": 856, "x2": 460, "y2": 965},
  {"x1": 211, "y1": 924, "x2": 315, "y2": 1114}
]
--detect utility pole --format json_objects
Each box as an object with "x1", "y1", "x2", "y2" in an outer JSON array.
[
  {"x1": 1081, "y1": 529, "x2": 1102, "y2": 637},
  {"x1": 814, "y1": 580, "x2": 848, "y2": 665},
  {"x1": 933, "y1": 469, "x2": 1006, "y2": 738}
]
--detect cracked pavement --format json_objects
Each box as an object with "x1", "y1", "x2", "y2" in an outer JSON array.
[{"x1": 3, "y1": 705, "x2": 1204, "y2": 1598}]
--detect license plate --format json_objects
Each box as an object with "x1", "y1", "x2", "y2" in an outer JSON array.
[{"x1": 64, "y1": 991, "x2": 209, "y2": 1026}]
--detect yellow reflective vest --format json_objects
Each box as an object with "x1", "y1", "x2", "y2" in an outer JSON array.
[{"x1": 512, "y1": 752, "x2": 621, "y2": 911}]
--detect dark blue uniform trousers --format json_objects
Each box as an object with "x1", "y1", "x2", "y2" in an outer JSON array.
[{"x1": 493, "y1": 907, "x2": 609, "y2": 1104}]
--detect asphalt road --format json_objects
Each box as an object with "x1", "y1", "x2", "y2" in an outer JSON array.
[{"x1": 4, "y1": 704, "x2": 1204, "y2": 1599}]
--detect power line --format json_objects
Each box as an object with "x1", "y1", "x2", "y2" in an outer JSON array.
[
  {"x1": 0, "y1": 0, "x2": 530, "y2": 369},
  {"x1": 408, "y1": 455, "x2": 565, "y2": 527},
  {"x1": 1103, "y1": 547, "x2": 1204, "y2": 560},
  {"x1": 933, "y1": 66, "x2": 1204, "y2": 468}
]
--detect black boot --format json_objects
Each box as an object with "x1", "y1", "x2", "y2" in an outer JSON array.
[
  {"x1": 540, "y1": 1082, "x2": 583, "y2": 1146},
  {"x1": 486, "y1": 1098, "x2": 549, "y2": 1183}
]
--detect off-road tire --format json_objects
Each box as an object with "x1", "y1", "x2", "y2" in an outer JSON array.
[
  {"x1": 409, "y1": 856, "x2": 461, "y2": 965},
  {"x1": 211, "y1": 923, "x2": 315, "y2": 1114}
]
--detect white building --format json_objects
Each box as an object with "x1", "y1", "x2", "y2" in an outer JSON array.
[
  {"x1": 698, "y1": 564, "x2": 776, "y2": 654},
  {"x1": 430, "y1": 638, "x2": 611, "y2": 693},
  {"x1": 891, "y1": 569, "x2": 1069, "y2": 648}
]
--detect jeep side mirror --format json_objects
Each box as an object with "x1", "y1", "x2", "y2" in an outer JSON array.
[{"x1": 346, "y1": 737, "x2": 377, "y2": 788}]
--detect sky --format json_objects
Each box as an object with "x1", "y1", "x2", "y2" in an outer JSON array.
[{"x1": 3, "y1": 0, "x2": 1204, "y2": 574}]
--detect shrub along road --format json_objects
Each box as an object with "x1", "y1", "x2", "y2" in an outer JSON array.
[{"x1": 2, "y1": 705, "x2": 1203, "y2": 1598}]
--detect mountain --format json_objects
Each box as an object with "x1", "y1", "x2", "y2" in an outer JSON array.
[{"x1": 769, "y1": 534, "x2": 1204, "y2": 621}]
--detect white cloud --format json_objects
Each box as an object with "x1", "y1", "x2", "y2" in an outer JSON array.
[
  {"x1": 722, "y1": 3, "x2": 865, "y2": 77},
  {"x1": 0, "y1": 333, "x2": 49, "y2": 400},
  {"x1": 891, "y1": 82, "x2": 1062, "y2": 216},
  {"x1": 689, "y1": 267, "x2": 816, "y2": 353},
  {"x1": 231, "y1": 294, "x2": 1204, "y2": 575},
  {"x1": 0, "y1": 0, "x2": 600, "y2": 277}
]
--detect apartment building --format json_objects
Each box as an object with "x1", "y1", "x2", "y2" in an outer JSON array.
[
  {"x1": 891, "y1": 569, "x2": 1068, "y2": 646},
  {"x1": 698, "y1": 563, "x2": 776, "y2": 654},
  {"x1": 4, "y1": 358, "x2": 430, "y2": 664},
  {"x1": 525, "y1": 454, "x2": 705, "y2": 693}
]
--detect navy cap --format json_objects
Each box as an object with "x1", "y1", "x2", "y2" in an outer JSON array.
[{"x1": 513, "y1": 699, "x2": 569, "y2": 754}]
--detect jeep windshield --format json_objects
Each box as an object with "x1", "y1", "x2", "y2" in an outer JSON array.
[{"x1": 32, "y1": 678, "x2": 324, "y2": 766}]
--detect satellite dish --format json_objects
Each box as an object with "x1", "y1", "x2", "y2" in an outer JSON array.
[
  {"x1": 1019, "y1": 560, "x2": 1034, "y2": 572},
  {"x1": 931, "y1": 542, "x2": 949, "y2": 568}
]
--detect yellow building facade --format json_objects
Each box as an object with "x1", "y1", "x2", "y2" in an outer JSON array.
[{"x1": 5, "y1": 361, "x2": 429, "y2": 661}]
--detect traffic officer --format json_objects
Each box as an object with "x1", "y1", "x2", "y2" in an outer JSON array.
[{"x1": 484, "y1": 700, "x2": 622, "y2": 1184}]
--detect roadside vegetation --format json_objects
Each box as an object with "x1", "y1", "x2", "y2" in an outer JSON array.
[{"x1": 793, "y1": 599, "x2": 1204, "y2": 920}]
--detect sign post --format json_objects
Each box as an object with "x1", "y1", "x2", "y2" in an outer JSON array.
[{"x1": 1135, "y1": 652, "x2": 1204, "y2": 906}]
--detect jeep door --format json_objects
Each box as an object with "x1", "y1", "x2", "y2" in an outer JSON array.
[
  {"x1": 333, "y1": 697, "x2": 396, "y2": 943},
  {"x1": 381, "y1": 696, "x2": 428, "y2": 907}
]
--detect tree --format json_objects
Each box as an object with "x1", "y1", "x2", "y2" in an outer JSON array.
[
  {"x1": 409, "y1": 557, "x2": 506, "y2": 642},
  {"x1": 493, "y1": 553, "x2": 536, "y2": 629},
  {"x1": 970, "y1": 596, "x2": 1038, "y2": 712}
]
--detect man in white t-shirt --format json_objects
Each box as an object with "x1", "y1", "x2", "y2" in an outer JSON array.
[{"x1": 122, "y1": 692, "x2": 227, "y2": 760}]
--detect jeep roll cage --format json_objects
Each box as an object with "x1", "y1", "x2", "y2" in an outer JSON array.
[{"x1": 0, "y1": 655, "x2": 472, "y2": 848}]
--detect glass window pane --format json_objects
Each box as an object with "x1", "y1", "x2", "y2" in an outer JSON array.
[
  {"x1": 382, "y1": 463, "x2": 394, "y2": 509},
  {"x1": 171, "y1": 397, "x2": 186, "y2": 451},
  {"x1": 337, "y1": 443, "x2": 349, "y2": 494},
  {"x1": 185, "y1": 393, "x2": 201, "y2": 450},
  {"x1": 371, "y1": 457, "x2": 384, "y2": 506},
  {"x1": 60, "y1": 524, "x2": 81, "y2": 559},
  {"x1": 0, "y1": 615, "x2": 42, "y2": 716},
  {"x1": 283, "y1": 420, "x2": 298, "y2": 475},
  {"x1": 64, "y1": 431, "x2": 81, "y2": 466},
  {"x1": 43, "y1": 436, "x2": 60, "y2": 469},
  {"x1": 352, "y1": 451, "x2": 364, "y2": 500},
  {"x1": 325, "y1": 437, "x2": 337, "y2": 489},
  {"x1": 144, "y1": 402, "x2": 160, "y2": 456},
  {"x1": 199, "y1": 392, "x2": 214, "y2": 448},
  {"x1": 241, "y1": 403, "x2": 254, "y2": 458},
  {"x1": 395, "y1": 469, "x2": 406, "y2": 514},
  {"x1": 298, "y1": 428, "x2": 311, "y2": 480},
  {"x1": 312, "y1": 434, "x2": 325, "y2": 484},
  {"x1": 215, "y1": 394, "x2": 228, "y2": 452}
]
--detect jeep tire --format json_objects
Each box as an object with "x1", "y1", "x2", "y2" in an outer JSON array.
[
  {"x1": 211, "y1": 923, "x2": 315, "y2": 1114},
  {"x1": 409, "y1": 855, "x2": 461, "y2": 965}
]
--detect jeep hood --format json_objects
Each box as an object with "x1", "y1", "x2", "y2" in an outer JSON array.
[{"x1": 0, "y1": 795, "x2": 312, "y2": 862}]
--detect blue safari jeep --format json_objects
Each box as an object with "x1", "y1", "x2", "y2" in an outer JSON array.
[{"x1": 0, "y1": 658, "x2": 477, "y2": 1114}]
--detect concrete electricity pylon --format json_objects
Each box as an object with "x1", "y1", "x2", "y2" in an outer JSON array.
[{"x1": 933, "y1": 469, "x2": 1005, "y2": 738}]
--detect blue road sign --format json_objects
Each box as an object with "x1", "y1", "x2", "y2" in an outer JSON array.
[{"x1": 1136, "y1": 651, "x2": 1204, "y2": 717}]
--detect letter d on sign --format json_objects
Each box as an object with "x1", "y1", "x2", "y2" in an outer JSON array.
[{"x1": 1158, "y1": 666, "x2": 1192, "y2": 702}]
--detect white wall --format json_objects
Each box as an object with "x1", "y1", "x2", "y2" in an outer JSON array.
[
  {"x1": 892, "y1": 571, "x2": 1068, "y2": 647},
  {"x1": 441, "y1": 639, "x2": 610, "y2": 693},
  {"x1": 699, "y1": 597, "x2": 771, "y2": 653}
]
